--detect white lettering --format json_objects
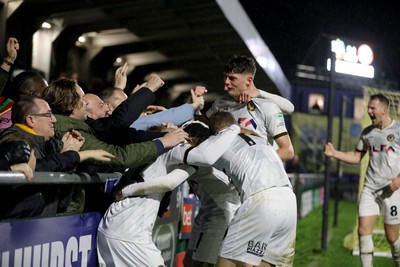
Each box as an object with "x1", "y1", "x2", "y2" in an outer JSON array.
[
  {"x1": 50, "y1": 241, "x2": 64, "y2": 267},
  {"x1": 33, "y1": 245, "x2": 41, "y2": 267},
  {"x1": 65, "y1": 237, "x2": 78, "y2": 267},
  {"x1": 23, "y1": 246, "x2": 32, "y2": 267},
  {"x1": 1, "y1": 251, "x2": 9, "y2": 267},
  {"x1": 0, "y1": 235, "x2": 92, "y2": 267},
  {"x1": 42, "y1": 243, "x2": 50, "y2": 267},
  {"x1": 182, "y1": 206, "x2": 192, "y2": 226},
  {"x1": 79, "y1": 235, "x2": 91, "y2": 267}
]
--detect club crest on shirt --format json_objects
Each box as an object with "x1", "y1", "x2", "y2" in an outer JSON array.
[
  {"x1": 247, "y1": 101, "x2": 255, "y2": 111},
  {"x1": 387, "y1": 134, "x2": 395, "y2": 142}
]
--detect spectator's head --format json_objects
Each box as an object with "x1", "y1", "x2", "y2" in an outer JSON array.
[
  {"x1": 10, "y1": 71, "x2": 48, "y2": 101},
  {"x1": 98, "y1": 87, "x2": 128, "y2": 113},
  {"x1": 11, "y1": 96, "x2": 56, "y2": 141},
  {"x1": 223, "y1": 55, "x2": 257, "y2": 101},
  {"x1": 0, "y1": 132, "x2": 36, "y2": 171},
  {"x1": 209, "y1": 111, "x2": 237, "y2": 134},
  {"x1": 42, "y1": 79, "x2": 88, "y2": 121},
  {"x1": 83, "y1": 93, "x2": 111, "y2": 120}
]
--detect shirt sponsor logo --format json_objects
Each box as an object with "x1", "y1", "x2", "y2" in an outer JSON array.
[
  {"x1": 238, "y1": 118, "x2": 257, "y2": 129},
  {"x1": 247, "y1": 240, "x2": 267, "y2": 257},
  {"x1": 369, "y1": 144, "x2": 395, "y2": 152}
]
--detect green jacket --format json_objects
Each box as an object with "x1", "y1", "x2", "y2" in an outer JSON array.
[{"x1": 54, "y1": 114, "x2": 159, "y2": 169}]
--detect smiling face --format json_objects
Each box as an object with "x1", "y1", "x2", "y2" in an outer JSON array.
[
  {"x1": 84, "y1": 93, "x2": 111, "y2": 119},
  {"x1": 28, "y1": 98, "x2": 57, "y2": 141},
  {"x1": 70, "y1": 85, "x2": 88, "y2": 121}
]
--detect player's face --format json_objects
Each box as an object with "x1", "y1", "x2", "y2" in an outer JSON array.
[
  {"x1": 223, "y1": 72, "x2": 249, "y2": 101},
  {"x1": 367, "y1": 99, "x2": 386, "y2": 127}
]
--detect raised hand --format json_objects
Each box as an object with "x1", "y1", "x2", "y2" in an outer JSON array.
[
  {"x1": 6, "y1": 37, "x2": 19, "y2": 63},
  {"x1": 114, "y1": 62, "x2": 129, "y2": 90},
  {"x1": 190, "y1": 88, "x2": 205, "y2": 110},
  {"x1": 145, "y1": 74, "x2": 165, "y2": 92}
]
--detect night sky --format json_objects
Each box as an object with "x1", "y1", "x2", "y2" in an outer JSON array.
[{"x1": 239, "y1": 0, "x2": 400, "y2": 85}]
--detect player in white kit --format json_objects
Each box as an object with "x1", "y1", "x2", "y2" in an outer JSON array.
[
  {"x1": 324, "y1": 94, "x2": 400, "y2": 267},
  {"x1": 97, "y1": 122, "x2": 241, "y2": 267},
  {"x1": 205, "y1": 55, "x2": 294, "y2": 161},
  {"x1": 182, "y1": 112, "x2": 297, "y2": 267}
]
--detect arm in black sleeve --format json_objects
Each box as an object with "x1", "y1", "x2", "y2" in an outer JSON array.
[
  {"x1": 89, "y1": 87, "x2": 156, "y2": 133},
  {"x1": 35, "y1": 151, "x2": 81, "y2": 172}
]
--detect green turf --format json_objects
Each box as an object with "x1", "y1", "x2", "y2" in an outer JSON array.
[{"x1": 294, "y1": 200, "x2": 394, "y2": 266}]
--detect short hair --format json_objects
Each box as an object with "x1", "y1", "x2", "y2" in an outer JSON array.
[
  {"x1": 9, "y1": 71, "x2": 45, "y2": 101},
  {"x1": 42, "y1": 79, "x2": 81, "y2": 116},
  {"x1": 183, "y1": 122, "x2": 211, "y2": 145},
  {"x1": 97, "y1": 87, "x2": 116, "y2": 102},
  {"x1": 370, "y1": 94, "x2": 390, "y2": 108},
  {"x1": 209, "y1": 111, "x2": 237, "y2": 134},
  {"x1": 11, "y1": 96, "x2": 40, "y2": 124},
  {"x1": 223, "y1": 55, "x2": 257, "y2": 76}
]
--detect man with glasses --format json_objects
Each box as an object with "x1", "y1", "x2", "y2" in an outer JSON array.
[{"x1": 0, "y1": 95, "x2": 114, "y2": 218}]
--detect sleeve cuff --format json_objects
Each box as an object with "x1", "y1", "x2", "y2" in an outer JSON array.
[{"x1": 153, "y1": 139, "x2": 165, "y2": 155}]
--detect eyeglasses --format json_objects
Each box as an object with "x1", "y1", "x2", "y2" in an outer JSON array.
[{"x1": 30, "y1": 112, "x2": 54, "y2": 118}]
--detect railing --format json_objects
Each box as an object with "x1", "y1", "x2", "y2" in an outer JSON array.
[{"x1": 0, "y1": 171, "x2": 327, "y2": 267}]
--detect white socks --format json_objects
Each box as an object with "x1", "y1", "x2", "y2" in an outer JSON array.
[{"x1": 359, "y1": 235, "x2": 374, "y2": 267}]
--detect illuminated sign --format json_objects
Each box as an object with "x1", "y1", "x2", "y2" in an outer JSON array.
[{"x1": 327, "y1": 38, "x2": 375, "y2": 78}]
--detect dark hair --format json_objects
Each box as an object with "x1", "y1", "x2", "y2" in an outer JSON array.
[
  {"x1": 183, "y1": 123, "x2": 211, "y2": 145},
  {"x1": 11, "y1": 95, "x2": 40, "y2": 124},
  {"x1": 42, "y1": 79, "x2": 81, "y2": 116},
  {"x1": 223, "y1": 55, "x2": 257, "y2": 76},
  {"x1": 9, "y1": 71, "x2": 46, "y2": 101},
  {"x1": 209, "y1": 111, "x2": 236, "y2": 134},
  {"x1": 370, "y1": 94, "x2": 389, "y2": 107},
  {"x1": 97, "y1": 87, "x2": 116, "y2": 102}
]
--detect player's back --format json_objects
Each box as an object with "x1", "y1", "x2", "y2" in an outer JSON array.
[{"x1": 213, "y1": 133, "x2": 291, "y2": 202}]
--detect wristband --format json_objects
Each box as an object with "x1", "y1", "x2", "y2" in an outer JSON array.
[{"x1": 3, "y1": 58, "x2": 14, "y2": 66}]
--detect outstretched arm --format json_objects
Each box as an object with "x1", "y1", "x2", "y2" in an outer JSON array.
[
  {"x1": 324, "y1": 142, "x2": 364, "y2": 164},
  {"x1": 120, "y1": 164, "x2": 196, "y2": 197}
]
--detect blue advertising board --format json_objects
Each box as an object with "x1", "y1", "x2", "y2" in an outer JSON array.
[{"x1": 0, "y1": 213, "x2": 101, "y2": 267}]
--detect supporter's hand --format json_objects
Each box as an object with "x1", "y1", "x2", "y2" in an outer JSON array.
[
  {"x1": 145, "y1": 74, "x2": 165, "y2": 92},
  {"x1": 238, "y1": 89, "x2": 260, "y2": 103},
  {"x1": 323, "y1": 142, "x2": 335, "y2": 157},
  {"x1": 114, "y1": 62, "x2": 128, "y2": 90},
  {"x1": 159, "y1": 128, "x2": 188, "y2": 148},
  {"x1": 190, "y1": 88, "x2": 205, "y2": 110},
  {"x1": 10, "y1": 163, "x2": 34, "y2": 181},
  {"x1": 61, "y1": 130, "x2": 85, "y2": 152},
  {"x1": 162, "y1": 123, "x2": 178, "y2": 130},
  {"x1": 143, "y1": 105, "x2": 167, "y2": 115},
  {"x1": 193, "y1": 85, "x2": 207, "y2": 97},
  {"x1": 0, "y1": 141, "x2": 31, "y2": 165},
  {"x1": 78, "y1": 150, "x2": 115, "y2": 162},
  {"x1": 6, "y1": 37, "x2": 19, "y2": 63}
]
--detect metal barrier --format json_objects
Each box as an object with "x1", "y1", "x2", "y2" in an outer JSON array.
[
  {"x1": 0, "y1": 171, "x2": 326, "y2": 266},
  {"x1": 0, "y1": 171, "x2": 122, "y2": 184}
]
